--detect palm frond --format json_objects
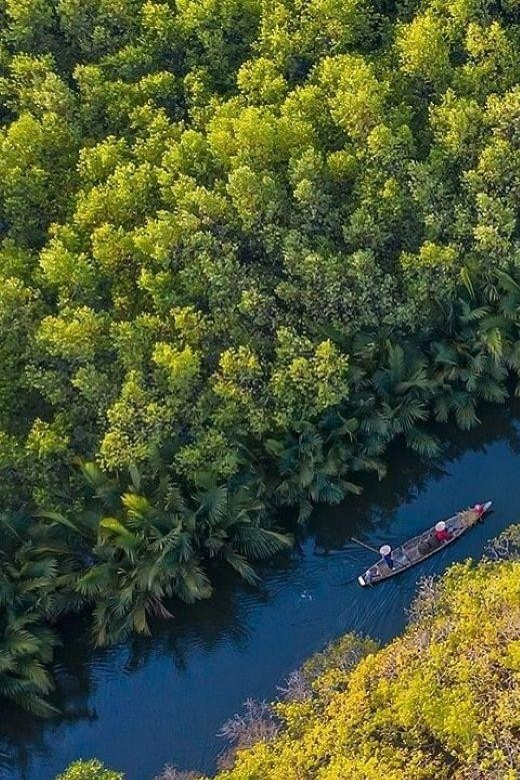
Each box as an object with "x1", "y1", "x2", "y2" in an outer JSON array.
[
  {"x1": 479, "y1": 324, "x2": 507, "y2": 361},
  {"x1": 461, "y1": 304, "x2": 490, "y2": 322},
  {"x1": 405, "y1": 428, "x2": 442, "y2": 458},
  {"x1": 394, "y1": 398, "x2": 428, "y2": 432},
  {"x1": 174, "y1": 564, "x2": 212, "y2": 603},
  {"x1": 121, "y1": 493, "x2": 154, "y2": 523},
  {"x1": 264, "y1": 438, "x2": 286, "y2": 457},
  {"x1": 297, "y1": 499, "x2": 313, "y2": 524},
  {"x1": 506, "y1": 341, "x2": 520, "y2": 371},
  {"x1": 351, "y1": 456, "x2": 386, "y2": 479},
  {"x1": 310, "y1": 477, "x2": 345, "y2": 504},
  {"x1": 99, "y1": 516, "x2": 137, "y2": 544},
  {"x1": 223, "y1": 550, "x2": 259, "y2": 585},
  {"x1": 495, "y1": 268, "x2": 520, "y2": 295},
  {"x1": 341, "y1": 480, "x2": 363, "y2": 495},
  {"x1": 460, "y1": 266, "x2": 475, "y2": 299},
  {"x1": 76, "y1": 563, "x2": 114, "y2": 597},
  {"x1": 431, "y1": 341, "x2": 458, "y2": 366},
  {"x1": 476, "y1": 379, "x2": 508, "y2": 403},
  {"x1": 433, "y1": 394, "x2": 450, "y2": 423},
  {"x1": 232, "y1": 525, "x2": 292, "y2": 559},
  {"x1": 454, "y1": 399, "x2": 480, "y2": 430},
  {"x1": 196, "y1": 485, "x2": 228, "y2": 524},
  {"x1": 36, "y1": 511, "x2": 91, "y2": 540},
  {"x1": 128, "y1": 464, "x2": 142, "y2": 492},
  {"x1": 360, "y1": 414, "x2": 390, "y2": 436}
]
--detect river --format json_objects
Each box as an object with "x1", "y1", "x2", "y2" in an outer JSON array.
[{"x1": 2, "y1": 402, "x2": 520, "y2": 780}]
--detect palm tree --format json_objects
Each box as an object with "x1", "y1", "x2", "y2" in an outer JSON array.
[
  {"x1": 370, "y1": 342, "x2": 442, "y2": 456},
  {"x1": 429, "y1": 340, "x2": 482, "y2": 430},
  {"x1": 0, "y1": 607, "x2": 58, "y2": 716},
  {"x1": 268, "y1": 423, "x2": 363, "y2": 523},
  {"x1": 0, "y1": 509, "x2": 88, "y2": 621},
  {"x1": 191, "y1": 472, "x2": 292, "y2": 580},
  {"x1": 429, "y1": 290, "x2": 510, "y2": 429},
  {"x1": 73, "y1": 464, "x2": 292, "y2": 645},
  {"x1": 75, "y1": 491, "x2": 211, "y2": 645}
]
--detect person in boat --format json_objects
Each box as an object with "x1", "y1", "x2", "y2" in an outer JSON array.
[
  {"x1": 434, "y1": 520, "x2": 452, "y2": 543},
  {"x1": 379, "y1": 544, "x2": 394, "y2": 569}
]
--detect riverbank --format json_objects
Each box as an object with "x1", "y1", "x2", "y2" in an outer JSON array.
[
  {"x1": 3, "y1": 402, "x2": 520, "y2": 780},
  {"x1": 56, "y1": 532, "x2": 520, "y2": 779},
  {"x1": 207, "y1": 550, "x2": 520, "y2": 780}
]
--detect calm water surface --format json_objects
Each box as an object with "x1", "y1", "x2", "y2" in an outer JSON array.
[{"x1": 3, "y1": 403, "x2": 520, "y2": 780}]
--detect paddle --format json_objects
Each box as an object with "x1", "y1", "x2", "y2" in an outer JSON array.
[
  {"x1": 351, "y1": 536, "x2": 409, "y2": 576},
  {"x1": 350, "y1": 536, "x2": 380, "y2": 555},
  {"x1": 336, "y1": 537, "x2": 399, "y2": 586}
]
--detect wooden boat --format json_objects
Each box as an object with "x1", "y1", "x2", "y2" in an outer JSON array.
[{"x1": 357, "y1": 501, "x2": 492, "y2": 586}]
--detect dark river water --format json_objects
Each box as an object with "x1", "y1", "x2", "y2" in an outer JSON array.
[{"x1": 2, "y1": 402, "x2": 520, "y2": 780}]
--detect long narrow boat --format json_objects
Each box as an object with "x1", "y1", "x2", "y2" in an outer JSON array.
[{"x1": 357, "y1": 501, "x2": 492, "y2": 586}]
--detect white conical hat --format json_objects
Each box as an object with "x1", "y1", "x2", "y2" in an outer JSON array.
[
  {"x1": 379, "y1": 544, "x2": 391, "y2": 556},
  {"x1": 435, "y1": 521, "x2": 446, "y2": 532}
]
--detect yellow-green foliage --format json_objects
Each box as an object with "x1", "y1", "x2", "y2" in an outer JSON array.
[
  {"x1": 55, "y1": 759, "x2": 123, "y2": 780},
  {"x1": 215, "y1": 560, "x2": 520, "y2": 779}
]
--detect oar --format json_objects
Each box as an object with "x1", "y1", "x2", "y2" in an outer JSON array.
[
  {"x1": 334, "y1": 538, "x2": 382, "y2": 587},
  {"x1": 352, "y1": 536, "x2": 410, "y2": 573},
  {"x1": 350, "y1": 536, "x2": 380, "y2": 555}
]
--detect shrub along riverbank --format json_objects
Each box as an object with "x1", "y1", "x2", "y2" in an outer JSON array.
[
  {"x1": 3, "y1": 0, "x2": 520, "y2": 713},
  {"x1": 56, "y1": 531, "x2": 520, "y2": 779}
]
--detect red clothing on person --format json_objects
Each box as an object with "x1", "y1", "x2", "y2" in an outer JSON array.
[{"x1": 435, "y1": 528, "x2": 452, "y2": 542}]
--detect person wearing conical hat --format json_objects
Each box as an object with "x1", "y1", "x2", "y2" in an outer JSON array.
[
  {"x1": 379, "y1": 544, "x2": 394, "y2": 569},
  {"x1": 434, "y1": 520, "x2": 452, "y2": 542}
]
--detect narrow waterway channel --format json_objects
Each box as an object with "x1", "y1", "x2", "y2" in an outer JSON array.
[{"x1": 3, "y1": 402, "x2": 520, "y2": 780}]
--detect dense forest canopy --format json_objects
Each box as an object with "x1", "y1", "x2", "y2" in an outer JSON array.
[{"x1": 3, "y1": 0, "x2": 520, "y2": 712}]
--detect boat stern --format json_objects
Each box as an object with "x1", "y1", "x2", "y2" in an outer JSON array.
[{"x1": 357, "y1": 575, "x2": 366, "y2": 586}]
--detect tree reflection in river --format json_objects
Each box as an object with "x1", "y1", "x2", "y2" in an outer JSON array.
[
  {"x1": 311, "y1": 400, "x2": 520, "y2": 552},
  {"x1": 3, "y1": 400, "x2": 520, "y2": 780}
]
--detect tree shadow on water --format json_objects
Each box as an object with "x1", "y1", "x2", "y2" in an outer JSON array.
[
  {"x1": 310, "y1": 399, "x2": 520, "y2": 553},
  {"x1": 2, "y1": 401, "x2": 520, "y2": 778}
]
